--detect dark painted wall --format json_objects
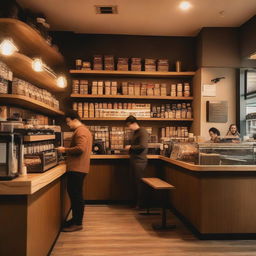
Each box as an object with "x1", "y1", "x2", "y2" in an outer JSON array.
[
  {"x1": 240, "y1": 15, "x2": 256, "y2": 58},
  {"x1": 52, "y1": 32, "x2": 197, "y2": 71},
  {"x1": 239, "y1": 15, "x2": 256, "y2": 68},
  {"x1": 196, "y1": 27, "x2": 240, "y2": 68}
]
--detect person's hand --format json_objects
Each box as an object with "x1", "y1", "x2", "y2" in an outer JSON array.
[
  {"x1": 57, "y1": 147, "x2": 66, "y2": 153},
  {"x1": 125, "y1": 145, "x2": 131, "y2": 150}
]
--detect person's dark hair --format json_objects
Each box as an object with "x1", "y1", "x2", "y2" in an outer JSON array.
[
  {"x1": 65, "y1": 110, "x2": 81, "y2": 121},
  {"x1": 125, "y1": 115, "x2": 139, "y2": 125},
  {"x1": 209, "y1": 127, "x2": 220, "y2": 136}
]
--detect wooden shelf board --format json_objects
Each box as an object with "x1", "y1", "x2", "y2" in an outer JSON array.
[
  {"x1": 70, "y1": 94, "x2": 193, "y2": 100},
  {"x1": 81, "y1": 117, "x2": 193, "y2": 121},
  {"x1": 0, "y1": 94, "x2": 64, "y2": 116},
  {"x1": 0, "y1": 53, "x2": 64, "y2": 92},
  {"x1": 69, "y1": 70, "x2": 195, "y2": 77},
  {"x1": 23, "y1": 135, "x2": 56, "y2": 142},
  {"x1": 0, "y1": 18, "x2": 64, "y2": 66}
]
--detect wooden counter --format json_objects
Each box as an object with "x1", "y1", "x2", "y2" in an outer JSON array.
[
  {"x1": 159, "y1": 156, "x2": 256, "y2": 171},
  {"x1": 88, "y1": 155, "x2": 256, "y2": 238},
  {"x1": 0, "y1": 164, "x2": 66, "y2": 195},
  {"x1": 90, "y1": 154, "x2": 159, "y2": 159},
  {"x1": 2, "y1": 155, "x2": 256, "y2": 247},
  {"x1": 162, "y1": 159, "x2": 256, "y2": 238},
  {"x1": 0, "y1": 164, "x2": 69, "y2": 256},
  {"x1": 90, "y1": 154, "x2": 256, "y2": 172}
]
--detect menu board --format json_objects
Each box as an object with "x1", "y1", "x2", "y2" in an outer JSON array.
[{"x1": 206, "y1": 101, "x2": 228, "y2": 123}]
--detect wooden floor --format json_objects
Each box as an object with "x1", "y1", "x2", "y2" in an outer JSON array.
[{"x1": 51, "y1": 205, "x2": 256, "y2": 256}]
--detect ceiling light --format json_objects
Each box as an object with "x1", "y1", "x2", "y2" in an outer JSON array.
[
  {"x1": 56, "y1": 75, "x2": 67, "y2": 88},
  {"x1": 32, "y1": 58, "x2": 43, "y2": 72},
  {"x1": 179, "y1": 1, "x2": 192, "y2": 11},
  {"x1": 0, "y1": 39, "x2": 18, "y2": 56}
]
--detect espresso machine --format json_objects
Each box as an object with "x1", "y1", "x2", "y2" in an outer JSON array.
[{"x1": 0, "y1": 132, "x2": 23, "y2": 180}]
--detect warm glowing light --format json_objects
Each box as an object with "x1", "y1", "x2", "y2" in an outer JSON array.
[
  {"x1": 32, "y1": 58, "x2": 43, "y2": 72},
  {"x1": 0, "y1": 39, "x2": 18, "y2": 56},
  {"x1": 179, "y1": 1, "x2": 191, "y2": 11},
  {"x1": 56, "y1": 76, "x2": 67, "y2": 88}
]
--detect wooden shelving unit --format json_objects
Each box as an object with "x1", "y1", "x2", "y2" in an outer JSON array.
[
  {"x1": 23, "y1": 135, "x2": 56, "y2": 142},
  {"x1": 0, "y1": 18, "x2": 64, "y2": 66},
  {"x1": 0, "y1": 53, "x2": 64, "y2": 92},
  {"x1": 0, "y1": 19, "x2": 65, "y2": 124},
  {"x1": 70, "y1": 67, "x2": 194, "y2": 129},
  {"x1": 70, "y1": 94, "x2": 193, "y2": 100},
  {"x1": 69, "y1": 69, "x2": 195, "y2": 77},
  {"x1": 81, "y1": 117, "x2": 193, "y2": 121},
  {"x1": 0, "y1": 94, "x2": 64, "y2": 116}
]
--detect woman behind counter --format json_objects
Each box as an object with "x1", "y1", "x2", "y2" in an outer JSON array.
[
  {"x1": 226, "y1": 124, "x2": 240, "y2": 137},
  {"x1": 226, "y1": 124, "x2": 240, "y2": 143},
  {"x1": 209, "y1": 127, "x2": 221, "y2": 143}
]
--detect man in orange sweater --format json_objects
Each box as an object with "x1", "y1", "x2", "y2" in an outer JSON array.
[{"x1": 58, "y1": 110, "x2": 92, "y2": 232}]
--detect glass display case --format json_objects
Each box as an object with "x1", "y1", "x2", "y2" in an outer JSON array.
[
  {"x1": 170, "y1": 142, "x2": 256, "y2": 165},
  {"x1": 197, "y1": 143, "x2": 256, "y2": 165}
]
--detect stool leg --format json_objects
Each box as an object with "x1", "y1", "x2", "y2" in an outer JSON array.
[
  {"x1": 140, "y1": 187, "x2": 160, "y2": 216},
  {"x1": 162, "y1": 205, "x2": 167, "y2": 227},
  {"x1": 152, "y1": 190, "x2": 176, "y2": 230}
]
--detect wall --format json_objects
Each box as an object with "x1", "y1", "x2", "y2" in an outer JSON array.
[
  {"x1": 53, "y1": 32, "x2": 197, "y2": 71},
  {"x1": 197, "y1": 28, "x2": 240, "y2": 68},
  {"x1": 196, "y1": 28, "x2": 239, "y2": 137},
  {"x1": 199, "y1": 68, "x2": 236, "y2": 139},
  {"x1": 240, "y1": 15, "x2": 256, "y2": 59},
  {"x1": 192, "y1": 69, "x2": 202, "y2": 136}
]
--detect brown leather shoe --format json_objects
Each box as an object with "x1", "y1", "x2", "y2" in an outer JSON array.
[{"x1": 62, "y1": 224, "x2": 83, "y2": 232}]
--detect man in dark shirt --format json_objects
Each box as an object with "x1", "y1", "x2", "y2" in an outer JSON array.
[{"x1": 125, "y1": 115, "x2": 148, "y2": 208}]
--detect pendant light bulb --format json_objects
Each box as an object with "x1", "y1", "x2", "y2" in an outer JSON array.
[
  {"x1": 0, "y1": 39, "x2": 18, "y2": 56},
  {"x1": 56, "y1": 75, "x2": 67, "y2": 88},
  {"x1": 32, "y1": 58, "x2": 43, "y2": 72}
]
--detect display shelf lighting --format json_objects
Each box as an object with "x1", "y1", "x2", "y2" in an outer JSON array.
[
  {"x1": 0, "y1": 39, "x2": 18, "y2": 56},
  {"x1": 32, "y1": 58, "x2": 43, "y2": 72},
  {"x1": 56, "y1": 75, "x2": 67, "y2": 88}
]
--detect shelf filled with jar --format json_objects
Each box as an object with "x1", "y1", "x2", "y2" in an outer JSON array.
[
  {"x1": 70, "y1": 55, "x2": 195, "y2": 77},
  {"x1": 70, "y1": 79, "x2": 193, "y2": 100},
  {"x1": 72, "y1": 101, "x2": 193, "y2": 121}
]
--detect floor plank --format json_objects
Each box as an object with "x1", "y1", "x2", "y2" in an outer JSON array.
[{"x1": 51, "y1": 205, "x2": 256, "y2": 256}]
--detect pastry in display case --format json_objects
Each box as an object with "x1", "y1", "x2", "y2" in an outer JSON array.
[
  {"x1": 197, "y1": 143, "x2": 256, "y2": 165},
  {"x1": 169, "y1": 142, "x2": 256, "y2": 165},
  {"x1": 170, "y1": 142, "x2": 198, "y2": 162}
]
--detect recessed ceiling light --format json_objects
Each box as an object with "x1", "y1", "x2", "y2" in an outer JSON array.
[{"x1": 179, "y1": 1, "x2": 192, "y2": 11}]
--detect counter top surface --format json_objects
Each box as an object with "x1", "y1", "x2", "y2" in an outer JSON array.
[
  {"x1": 0, "y1": 164, "x2": 66, "y2": 195},
  {"x1": 90, "y1": 154, "x2": 159, "y2": 159},
  {"x1": 159, "y1": 156, "x2": 256, "y2": 171},
  {"x1": 90, "y1": 155, "x2": 256, "y2": 172},
  {"x1": 1, "y1": 155, "x2": 256, "y2": 196}
]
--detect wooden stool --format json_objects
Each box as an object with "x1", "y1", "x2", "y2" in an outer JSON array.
[{"x1": 142, "y1": 178, "x2": 176, "y2": 230}]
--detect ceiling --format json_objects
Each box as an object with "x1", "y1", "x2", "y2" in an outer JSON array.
[{"x1": 17, "y1": 0, "x2": 256, "y2": 36}]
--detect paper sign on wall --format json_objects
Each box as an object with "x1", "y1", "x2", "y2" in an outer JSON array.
[{"x1": 202, "y1": 84, "x2": 216, "y2": 97}]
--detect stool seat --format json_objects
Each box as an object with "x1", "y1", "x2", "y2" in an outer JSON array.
[{"x1": 142, "y1": 178, "x2": 175, "y2": 190}]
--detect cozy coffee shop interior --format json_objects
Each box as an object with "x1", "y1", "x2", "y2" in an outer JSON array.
[{"x1": 1, "y1": 0, "x2": 256, "y2": 256}]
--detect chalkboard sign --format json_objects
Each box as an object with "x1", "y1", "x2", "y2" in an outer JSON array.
[{"x1": 206, "y1": 101, "x2": 228, "y2": 123}]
